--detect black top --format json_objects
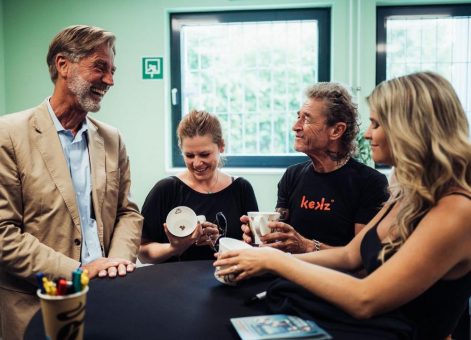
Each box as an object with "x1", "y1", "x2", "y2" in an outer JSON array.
[
  {"x1": 360, "y1": 193, "x2": 471, "y2": 339},
  {"x1": 141, "y1": 176, "x2": 258, "y2": 261},
  {"x1": 277, "y1": 159, "x2": 389, "y2": 246}
]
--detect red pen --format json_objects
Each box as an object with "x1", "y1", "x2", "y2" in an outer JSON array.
[{"x1": 56, "y1": 278, "x2": 68, "y2": 296}]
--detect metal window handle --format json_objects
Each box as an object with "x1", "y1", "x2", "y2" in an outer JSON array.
[
  {"x1": 171, "y1": 88, "x2": 178, "y2": 106},
  {"x1": 351, "y1": 86, "x2": 361, "y2": 94}
]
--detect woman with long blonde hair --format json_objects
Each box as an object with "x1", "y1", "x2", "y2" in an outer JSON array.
[{"x1": 214, "y1": 72, "x2": 471, "y2": 339}]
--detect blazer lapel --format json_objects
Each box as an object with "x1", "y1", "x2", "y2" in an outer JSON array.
[
  {"x1": 87, "y1": 119, "x2": 105, "y2": 228},
  {"x1": 32, "y1": 103, "x2": 81, "y2": 230}
]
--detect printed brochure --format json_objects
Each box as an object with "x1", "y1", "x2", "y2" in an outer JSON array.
[{"x1": 231, "y1": 314, "x2": 332, "y2": 339}]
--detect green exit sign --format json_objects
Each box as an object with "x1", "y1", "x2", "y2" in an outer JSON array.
[{"x1": 142, "y1": 57, "x2": 163, "y2": 79}]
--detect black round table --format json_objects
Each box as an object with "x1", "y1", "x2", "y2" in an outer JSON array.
[
  {"x1": 25, "y1": 261, "x2": 408, "y2": 340},
  {"x1": 25, "y1": 260, "x2": 271, "y2": 340}
]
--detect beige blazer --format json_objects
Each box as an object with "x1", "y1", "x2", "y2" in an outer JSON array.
[{"x1": 0, "y1": 101, "x2": 143, "y2": 339}]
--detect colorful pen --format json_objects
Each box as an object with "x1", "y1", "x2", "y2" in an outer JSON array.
[
  {"x1": 81, "y1": 269, "x2": 89, "y2": 289},
  {"x1": 35, "y1": 272, "x2": 45, "y2": 294},
  {"x1": 42, "y1": 277, "x2": 52, "y2": 295},
  {"x1": 72, "y1": 269, "x2": 83, "y2": 293},
  {"x1": 56, "y1": 278, "x2": 68, "y2": 296}
]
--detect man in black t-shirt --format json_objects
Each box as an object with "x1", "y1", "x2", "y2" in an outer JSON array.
[{"x1": 242, "y1": 83, "x2": 389, "y2": 253}]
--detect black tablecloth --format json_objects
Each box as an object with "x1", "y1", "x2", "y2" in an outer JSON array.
[
  {"x1": 25, "y1": 260, "x2": 271, "y2": 340},
  {"x1": 25, "y1": 260, "x2": 412, "y2": 340}
]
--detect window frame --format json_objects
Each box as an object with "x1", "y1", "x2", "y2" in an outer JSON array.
[{"x1": 170, "y1": 8, "x2": 331, "y2": 168}]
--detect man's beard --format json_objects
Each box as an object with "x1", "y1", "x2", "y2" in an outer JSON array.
[{"x1": 67, "y1": 70, "x2": 102, "y2": 113}]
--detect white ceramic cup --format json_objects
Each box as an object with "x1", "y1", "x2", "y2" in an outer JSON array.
[
  {"x1": 196, "y1": 215, "x2": 206, "y2": 224},
  {"x1": 166, "y1": 206, "x2": 198, "y2": 237},
  {"x1": 247, "y1": 211, "x2": 281, "y2": 244},
  {"x1": 214, "y1": 237, "x2": 252, "y2": 285}
]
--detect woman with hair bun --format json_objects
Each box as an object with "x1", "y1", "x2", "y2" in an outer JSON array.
[{"x1": 139, "y1": 110, "x2": 258, "y2": 263}]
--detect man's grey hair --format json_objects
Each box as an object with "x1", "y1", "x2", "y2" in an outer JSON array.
[
  {"x1": 305, "y1": 82, "x2": 359, "y2": 160},
  {"x1": 46, "y1": 25, "x2": 115, "y2": 83}
]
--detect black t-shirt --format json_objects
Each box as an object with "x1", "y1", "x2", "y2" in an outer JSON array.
[
  {"x1": 277, "y1": 159, "x2": 389, "y2": 246},
  {"x1": 141, "y1": 176, "x2": 259, "y2": 261}
]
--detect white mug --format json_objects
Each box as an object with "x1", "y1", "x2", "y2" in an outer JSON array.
[
  {"x1": 247, "y1": 211, "x2": 280, "y2": 244},
  {"x1": 214, "y1": 237, "x2": 252, "y2": 285}
]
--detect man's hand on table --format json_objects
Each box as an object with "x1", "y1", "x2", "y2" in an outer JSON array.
[{"x1": 81, "y1": 257, "x2": 136, "y2": 279}]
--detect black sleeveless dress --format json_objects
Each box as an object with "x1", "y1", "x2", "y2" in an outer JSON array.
[
  {"x1": 360, "y1": 193, "x2": 471, "y2": 339},
  {"x1": 267, "y1": 193, "x2": 471, "y2": 340}
]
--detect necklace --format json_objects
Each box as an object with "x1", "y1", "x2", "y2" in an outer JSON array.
[
  {"x1": 312, "y1": 156, "x2": 350, "y2": 173},
  {"x1": 335, "y1": 156, "x2": 350, "y2": 170},
  {"x1": 206, "y1": 171, "x2": 219, "y2": 194}
]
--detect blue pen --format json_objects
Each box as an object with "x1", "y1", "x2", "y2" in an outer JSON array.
[
  {"x1": 35, "y1": 272, "x2": 45, "y2": 294},
  {"x1": 66, "y1": 281, "x2": 75, "y2": 295}
]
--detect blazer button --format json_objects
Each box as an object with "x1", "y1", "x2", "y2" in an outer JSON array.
[{"x1": 74, "y1": 239, "x2": 81, "y2": 246}]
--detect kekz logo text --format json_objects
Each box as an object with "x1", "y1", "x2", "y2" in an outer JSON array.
[{"x1": 300, "y1": 195, "x2": 333, "y2": 211}]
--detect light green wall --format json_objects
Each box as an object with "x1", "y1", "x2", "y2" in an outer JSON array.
[
  {"x1": 1, "y1": 0, "x2": 358, "y2": 211},
  {"x1": 0, "y1": 0, "x2": 5, "y2": 115},
  {"x1": 2, "y1": 0, "x2": 465, "y2": 210}
]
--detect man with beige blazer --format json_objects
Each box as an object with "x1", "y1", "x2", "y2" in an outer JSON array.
[{"x1": 0, "y1": 25, "x2": 143, "y2": 339}]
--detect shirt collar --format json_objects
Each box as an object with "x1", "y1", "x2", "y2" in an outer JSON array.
[{"x1": 46, "y1": 97, "x2": 88, "y2": 138}]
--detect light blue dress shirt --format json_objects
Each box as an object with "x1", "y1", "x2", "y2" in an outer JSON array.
[{"x1": 46, "y1": 98, "x2": 102, "y2": 264}]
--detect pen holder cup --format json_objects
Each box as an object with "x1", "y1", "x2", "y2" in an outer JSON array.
[{"x1": 37, "y1": 285, "x2": 89, "y2": 340}]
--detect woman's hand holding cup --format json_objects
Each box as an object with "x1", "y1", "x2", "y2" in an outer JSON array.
[
  {"x1": 163, "y1": 223, "x2": 202, "y2": 256},
  {"x1": 195, "y1": 218, "x2": 220, "y2": 248}
]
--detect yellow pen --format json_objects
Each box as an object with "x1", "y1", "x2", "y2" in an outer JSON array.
[
  {"x1": 42, "y1": 277, "x2": 52, "y2": 295},
  {"x1": 49, "y1": 282, "x2": 57, "y2": 296},
  {"x1": 81, "y1": 269, "x2": 89, "y2": 289}
]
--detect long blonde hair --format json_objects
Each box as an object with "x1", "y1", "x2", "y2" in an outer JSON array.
[{"x1": 367, "y1": 71, "x2": 471, "y2": 261}]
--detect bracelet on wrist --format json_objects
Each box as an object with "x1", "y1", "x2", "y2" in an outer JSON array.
[{"x1": 313, "y1": 239, "x2": 321, "y2": 252}]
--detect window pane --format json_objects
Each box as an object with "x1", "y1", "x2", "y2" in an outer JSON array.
[
  {"x1": 384, "y1": 13, "x2": 471, "y2": 131},
  {"x1": 180, "y1": 20, "x2": 319, "y2": 157}
]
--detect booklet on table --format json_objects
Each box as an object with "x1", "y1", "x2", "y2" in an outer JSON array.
[{"x1": 231, "y1": 314, "x2": 332, "y2": 340}]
